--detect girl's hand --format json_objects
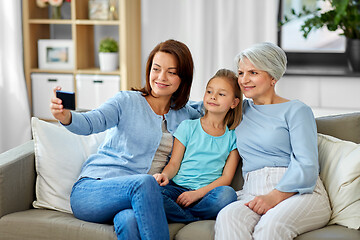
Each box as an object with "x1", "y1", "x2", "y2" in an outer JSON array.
[
  {"x1": 50, "y1": 86, "x2": 72, "y2": 125},
  {"x1": 245, "y1": 189, "x2": 295, "y2": 215},
  {"x1": 176, "y1": 190, "x2": 202, "y2": 207},
  {"x1": 153, "y1": 173, "x2": 169, "y2": 186}
]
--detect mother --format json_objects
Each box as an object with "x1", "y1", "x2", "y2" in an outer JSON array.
[
  {"x1": 50, "y1": 39, "x2": 202, "y2": 240},
  {"x1": 215, "y1": 42, "x2": 331, "y2": 239}
]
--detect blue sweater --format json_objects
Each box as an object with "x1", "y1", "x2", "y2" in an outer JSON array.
[
  {"x1": 65, "y1": 91, "x2": 202, "y2": 179},
  {"x1": 235, "y1": 99, "x2": 318, "y2": 194}
]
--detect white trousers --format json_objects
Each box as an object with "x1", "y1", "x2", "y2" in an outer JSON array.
[{"x1": 214, "y1": 167, "x2": 331, "y2": 240}]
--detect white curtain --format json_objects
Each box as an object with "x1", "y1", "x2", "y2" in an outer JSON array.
[
  {"x1": 141, "y1": 0, "x2": 279, "y2": 100},
  {"x1": 0, "y1": 0, "x2": 31, "y2": 153}
]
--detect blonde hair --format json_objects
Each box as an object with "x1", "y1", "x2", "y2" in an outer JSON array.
[{"x1": 206, "y1": 69, "x2": 242, "y2": 130}]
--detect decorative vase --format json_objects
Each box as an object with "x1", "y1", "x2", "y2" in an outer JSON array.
[
  {"x1": 51, "y1": 6, "x2": 62, "y2": 19},
  {"x1": 346, "y1": 38, "x2": 360, "y2": 72},
  {"x1": 99, "y1": 52, "x2": 119, "y2": 72}
]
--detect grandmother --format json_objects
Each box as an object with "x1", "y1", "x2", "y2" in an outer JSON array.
[{"x1": 215, "y1": 42, "x2": 331, "y2": 240}]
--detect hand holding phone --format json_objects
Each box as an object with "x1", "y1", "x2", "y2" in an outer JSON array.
[{"x1": 56, "y1": 90, "x2": 76, "y2": 110}]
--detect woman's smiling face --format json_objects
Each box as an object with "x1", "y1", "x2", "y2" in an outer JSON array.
[
  {"x1": 149, "y1": 51, "x2": 181, "y2": 98},
  {"x1": 237, "y1": 57, "x2": 275, "y2": 104}
]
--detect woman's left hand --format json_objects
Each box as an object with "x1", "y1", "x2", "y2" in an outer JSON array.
[
  {"x1": 245, "y1": 189, "x2": 296, "y2": 215},
  {"x1": 176, "y1": 190, "x2": 203, "y2": 207}
]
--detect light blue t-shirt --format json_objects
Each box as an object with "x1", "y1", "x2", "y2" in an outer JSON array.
[
  {"x1": 235, "y1": 99, "x2": 318, "y2": 194},
  {"x1": 64, "y1": 91, "x2": 203, "y2": 180},
  {"x1": 172, "y1": 119, "x2": 237, "y2": 190}
]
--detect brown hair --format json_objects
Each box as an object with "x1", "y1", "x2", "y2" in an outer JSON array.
[
  {"x1": 133, "y1": 39, "x2": 194, "y2": 110},
  {"x1": 207, "y1": 69, "x2": 242, "y2": 130}
]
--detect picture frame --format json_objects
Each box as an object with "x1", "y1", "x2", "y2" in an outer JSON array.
[
  {"x1": 38, "y1": 39, "x2": 74, "y2": 70},
  {"x1": 88, "y1": 0, "x2": 110, "y2": 20}
]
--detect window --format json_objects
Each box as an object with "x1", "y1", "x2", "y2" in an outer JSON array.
[
  {"x1": 281, "y1": 0, "x2": 346, "y2": 52},
  {"x1": 278, "y1": 0, "x2": 348, "y2": 70}
]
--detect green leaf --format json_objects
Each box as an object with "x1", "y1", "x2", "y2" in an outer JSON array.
[
  {"x1": 99, "y1": 37, "x2": 118, "y2": 53},
  {"x1": 281, "y1": 0, "x2": 360, "y2": 39}
]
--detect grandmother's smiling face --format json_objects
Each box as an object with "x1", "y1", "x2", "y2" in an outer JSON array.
[{"x1": 237, "y1": 58, "x2": 275, "y2": 105}]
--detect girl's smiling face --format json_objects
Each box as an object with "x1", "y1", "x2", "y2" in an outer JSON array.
[
  {"x1": 149, "y1": 52, "x2": 181, "y2": 98},
  {"x1": 204, "y1": 77, "x2": 239, "y2": 114},
  {"x1": 237, "y1": 57, "x2": 275, "y2": 105}
]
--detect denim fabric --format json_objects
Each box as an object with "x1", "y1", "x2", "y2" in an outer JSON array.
[
  {"x1": 160, "y1": 181, "x2": 237, "y2": 223},
  {"x1": 70, "y1": 175, "x2": 169, "y2": 240}
]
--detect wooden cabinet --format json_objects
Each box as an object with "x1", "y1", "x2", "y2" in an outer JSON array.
[{"x1": 22, "y1": 0, "x2": 141, "y2": 119}]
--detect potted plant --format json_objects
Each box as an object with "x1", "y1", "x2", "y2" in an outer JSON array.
[
  {"x1": 282, "y1": 0, "x2": 360, "y2": 72},
  {"x1": 98, "y1": 37, "x2": 119, "y2": 72}
]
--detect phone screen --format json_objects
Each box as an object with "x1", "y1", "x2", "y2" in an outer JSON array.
[{"x1": 56, "y1": 90, "x2": 76, "y2": 110}]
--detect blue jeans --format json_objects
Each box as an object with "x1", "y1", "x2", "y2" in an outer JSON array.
[
  {"x1": 70, "y1": 174, "x2": 169, "y2": 240},
  {"x1": 160, "y1": 181, "x2": 237, "y2": 223}
]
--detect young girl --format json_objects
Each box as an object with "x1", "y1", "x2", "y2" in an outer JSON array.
[{"x1": 153, "y1": 69, "x2": 242, "y2": 222}]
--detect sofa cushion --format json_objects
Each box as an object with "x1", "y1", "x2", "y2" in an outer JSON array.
[
  {"x1": 318, "y1": 133, "x2": 360, "y2": 229},
  {"x1": 294, "y1": 224, "x2": 360, "y2": 240},
  {"x1": 0, "y1": 209, "x2": 116, "y2": 240},
  {"x1": 171, "y1": 221, "x2": 360, "y2": 240},
  {"x1": 0, "y1": 209, "x2": 187, "y2": 240},
  {"x1": 175, "y1": 220, "x2": 215, "y2": 240},
  {"x1": 169, "y1": 223, "x2": 186, "y2": 239},
  {"x1": 31, "y1": 117, "x2": 106, "y2": 213}
]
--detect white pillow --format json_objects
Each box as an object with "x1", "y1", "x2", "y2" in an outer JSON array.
[
  {"x1": 31, "y1": 117, "x2": 106, "y2": 213},
  {"x1": 318, "y1": 133, "x2": 360, "y2": 229}
]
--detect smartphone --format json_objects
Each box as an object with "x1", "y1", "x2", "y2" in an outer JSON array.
[{"x1": 56, "y1": 90, "x2": 76, "y2": 110}]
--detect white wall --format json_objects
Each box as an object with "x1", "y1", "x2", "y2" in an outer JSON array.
[
  {"x1": 140, "y1": 0, "x2": 359, "y2": 117},
  {"x1": 141, "y1": 0, "x2": 279, "y2": 101},
  {"x1": 276, "y1": 76, "x2": 360, "y2": 117}
]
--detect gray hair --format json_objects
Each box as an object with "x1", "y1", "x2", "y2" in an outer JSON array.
[{"x1": 236, "y1": 42, "x2": 287, "y2": 81}]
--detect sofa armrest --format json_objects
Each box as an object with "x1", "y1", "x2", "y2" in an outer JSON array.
[
  {"x1": 0, "y1": 140, "x2": 36, "y2": 218},
  {"x1": 316, "y1": 112, "x2": 360, "y2": 144}
]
